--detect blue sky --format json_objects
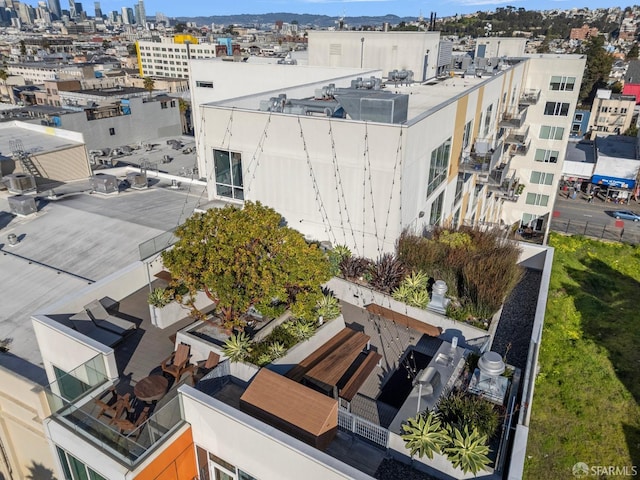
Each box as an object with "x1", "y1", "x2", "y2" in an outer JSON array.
[{"x1": 71, "y1": 0, "x2": 628, "y2": 19}]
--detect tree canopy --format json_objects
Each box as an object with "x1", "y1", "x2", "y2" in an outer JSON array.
[
  {"x1": 142, "y1": 77, "x2": 155, "y2": 98},
  {"x1": 579, "y1": 36, "x2": 614, "y2": 105},
  {"x1": 162, "y1": 202, "x2": 332, "y2": 328}
]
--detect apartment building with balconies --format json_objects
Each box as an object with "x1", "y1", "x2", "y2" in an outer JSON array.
[{"x1": 189, "y1": 37, "x2": 584, "y2": 254}]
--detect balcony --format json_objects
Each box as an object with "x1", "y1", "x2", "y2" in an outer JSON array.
[
  {"x1": 461, "y1": 140, "x2": 504, "y2": 180},
  {"x1": 504, "y1": 125, "x2": 529, "y2": 146},
  {"x1": 507, "y1": 139, "x2": 531, "y2": 156},
  {"x1": 489, "y1": 169, "x2": 520, "y2": 202},
  {"x1": 499, "y1": 106, "x2": 528, "y2": 129},
  {"x1": 519, "y1": 89, "x2": 540, "y2": 106}
]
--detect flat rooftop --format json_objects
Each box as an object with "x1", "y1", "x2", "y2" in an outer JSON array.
[
  {"x1": 596, "y1": 135, "x2": 638, "y2": 160},
  {"x1": 566, "y1": 140, "x2": 596, "y2": 163},
  {"x1": 0, "y1": 176, "x2": 207, "y2": 382},
  {"x1": 0, "y1": 122, "x2": 83, "y2": 160}
]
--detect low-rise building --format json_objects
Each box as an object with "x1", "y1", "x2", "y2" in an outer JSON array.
[{"x1": 587, "y1": 89, "x2": 636, "y2": 137}]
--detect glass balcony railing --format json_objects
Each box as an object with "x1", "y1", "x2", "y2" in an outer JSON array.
[
  {"x1": 461, "y1": 141, "x2": 504, "y2": 179},
  {"x1": 507, "y1": 139, "x2": 531, "y2": 156},
  {"x1": 44, "y1": 354, "x2": 108, "y2": 411},
  {"x1": 49, "y1": 391, "x2": 184, "y2": 466}
]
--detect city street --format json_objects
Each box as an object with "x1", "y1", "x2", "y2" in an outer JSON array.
[{"x1": 551, "y1": 189, "x2": 640, "y2": 243}]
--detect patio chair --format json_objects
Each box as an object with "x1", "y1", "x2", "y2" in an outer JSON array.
[
  {"x1": 113, "y1": 406, "x2": 150, "y2": 439},
  {"x1": 95, "y1": 389, "x2": 132, "y2": 424},
  {"x1": 84, "y1": 299, "x2": 136, "y2": 336},
  {"x1": 185, "y1": 351, "x2": 220, "y2": 383},
  {"x1": 161, "y1": 343, "x2": 192, "y2": 381}
]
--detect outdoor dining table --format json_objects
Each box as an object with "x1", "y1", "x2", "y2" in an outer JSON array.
[{"x1": 134, "y1": 375, "x2": 169, "y2": 403}]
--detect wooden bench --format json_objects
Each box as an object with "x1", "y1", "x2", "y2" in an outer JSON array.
[
  {"x1": 285, "y1": 328, "x2": 357, "y2": 383},
  {"x1": 339, "y1": 350, "x2": 382, "y2": 402},
  {"x1": 365, "y1": 303, "x2": 442, "y2": 337}
]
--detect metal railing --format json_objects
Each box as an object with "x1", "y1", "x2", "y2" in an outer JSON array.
[
  {"x1": 139, "y1": 228, "x2": 178, "y2": 260},
  {"x1": 337, "y1": 409, "x2": 389, "y2": 448},
  {"x1": 550, "y1": 218, "x2": 640, "y2": 244}
]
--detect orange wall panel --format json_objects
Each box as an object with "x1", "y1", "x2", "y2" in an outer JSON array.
[{"x1": 134, "y1": 427, "x2": 197, "y2": 480}]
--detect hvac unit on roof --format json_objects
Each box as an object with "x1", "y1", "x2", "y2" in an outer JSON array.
[
  {"x1": 126, "y1": 171, "x2": 148, "y2": 190},
  {"x1": 3, "y1": 173, "x2": 37, "y2": 194},
  {"x1": 8, "y1": 194, "x2": 37, "y2": 216},
  {"x1": 90, "y1": 173, "x2": 118, "y2": 195}
]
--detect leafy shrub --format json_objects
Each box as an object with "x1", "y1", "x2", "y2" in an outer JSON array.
[
  {"x1": 392, "y1": 270, "x2": 430, "y2": 308},
  {"x1": 407, "y1": 288, "x2": 430, "y2": 309},
  {"x1": 437, "y1": 391, "x2": 500, "y2": 439},
  {"x1": 290, "y1": 290, "x2": 322, "y2": 322},
  {"x1": 397, "y1": 227, "x2": 523, "y2": 324}
]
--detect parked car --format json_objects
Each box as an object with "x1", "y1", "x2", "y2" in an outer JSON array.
[{"x1": 612, "y1": 210, "x2": 640, "y2": 221}]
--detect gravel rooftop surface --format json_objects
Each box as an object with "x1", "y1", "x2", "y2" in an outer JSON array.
[
  {"x1": 374, "y1": 458, "x2": 440, "y2": 480},
  {"x1": 490, "y1": 268, "x2": 542, "y2": 370}
]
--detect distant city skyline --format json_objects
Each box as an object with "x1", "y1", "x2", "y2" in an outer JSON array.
[{"x1": 23, "y1": 0, "x2": 630, "y2": 19}]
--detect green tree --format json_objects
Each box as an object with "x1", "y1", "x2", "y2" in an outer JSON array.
[
  {"x1": 127, "y1": 43, "x2": 138, "y2": 55},
  {"x1": 627, "y1": 43, "x2": 639, "y2": 60},
  {"x1": 579, "y1": 36, "x2": 614, "y2": 105},
  {"x1": 19, "y1": 40, "x2": 26, "y2": 56},
  {"x1": 142, "y1": 76, "x2": 155, "y2": 99},
  {"x1": 162, "y1": 202, "x2": 332, "y2": 328},
  {"x1": 610, "y1": 81, "x2": 623, "y2": 94}
]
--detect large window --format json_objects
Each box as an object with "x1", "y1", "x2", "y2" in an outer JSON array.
[
  {"x1": 482, "y1": 104, "x2": 493, "y2": 137},
  {"x1": 539, "y1": 125, "x2": 564, "y2": 140},
  {"x1": 454, "y1": 173, "x2": 465, "y2": 205},
  {"x1": 53, "y1": 366, "x2": 91, "y2": 401},
  {"x1": 544, "y1": 102, "x2": 570, "y2": 116},
  {"x1": 214, "y1": 149, "x2": 243, "y2": 200},
  {"x1": 462, "y1": 120, "x2": 473, "y2": 150},
  {"x1": 429, "y1": 191, "x2": 445, "y2": 226},
  {"x1": 526, "y1": 193, "x2": 550, "y2": 206},
  {"x1": 57, "y1": 447, "x2": 107, "y2": 480},
  {"x1": 427, "y1": 138, "x2": 451, "y2": 197},
  {"x1": 549, "y1": 76, "x2": 576, "y2": 91},
  {"x1": 534, "y1": 148, "x2": 559, "y2": 163},
  {"x1": 530, "y1": 171, "x2": 555, "y2": 185}
]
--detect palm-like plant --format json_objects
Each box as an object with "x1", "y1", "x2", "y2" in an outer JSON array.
[
  {"x1": 445, "y1": 426, "x2": 492, "y2": 475},
  {"x1": 401, "y1": 411, "x2": 450, "y2": 460},
  {"x1": 268, "y1": 341, "x2": 287, "y2": 359},
  {"x1": 392, "y1": 282, "x2": 412, "y2": 303},
  {"x1": 332, "y1": 244, "x2": 352, "y2": 261},
  {"x1": 316, "y1": 293, "x2": 341, "y2": 320},
  {"x1": 147, "y1": 288, "x2": 171, "y2": 308},
  {"x1": 369, "y1": 253, "x2": 406, "y2": 294},
  {"x1": 404, "y1": 270, "x2": 429, "y2": 290},
  {"x1": 292, "y1": 320, "x2": 316, "y2": 341},
  {"x1": 222, "y1": 332, "x2": 252, "y2": 362},
  {"x1": 407, "y1": 288, "x2": 430, "y2": 309}
]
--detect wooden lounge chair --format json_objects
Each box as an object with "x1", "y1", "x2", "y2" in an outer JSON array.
[
  {"x1": 113, "y1": 406, "x2": 150, "y2": 439},
  {"x1": 84, "y1": 300, "x2": 136, "y2": 336},
  {"x1": 185, "y1": 351, "x2": 220, "y2": 383},
  {"x1": 161, "y1": 343, "x2": 192, "y2": 381}
]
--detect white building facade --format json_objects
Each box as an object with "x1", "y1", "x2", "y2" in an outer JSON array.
[{"x1": 190, "y1": 42, "x2": 584, "y2": 257}]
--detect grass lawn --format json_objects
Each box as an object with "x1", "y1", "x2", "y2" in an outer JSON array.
[{"x1": 524, "y1": 234, "x2": 640, "y2": 479}]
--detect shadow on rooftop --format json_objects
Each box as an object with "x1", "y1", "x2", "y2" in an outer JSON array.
[{"x1": 0, "y1": 351, "x2": 47, "y2": 385}]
